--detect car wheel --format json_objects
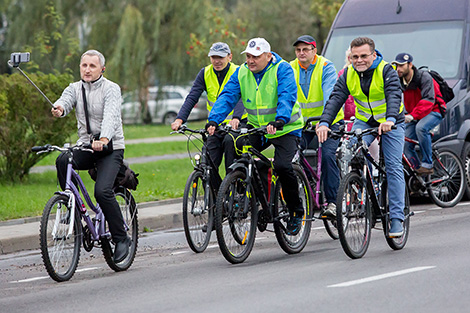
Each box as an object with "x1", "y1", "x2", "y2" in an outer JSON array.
[
  {"x1": 163, "y1": 112, "x2": 177, "y2": 125},
  {"x1": 462, "y1": 141, "x2": 470, "y2": 199}
]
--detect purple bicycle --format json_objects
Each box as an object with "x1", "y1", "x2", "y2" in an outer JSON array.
[
  {"x1": 33, "y1": 144, "x2": 138, "y2": 282},
  {"x1": 294, "y1": 117, "x2": 341, "y2": 240}
]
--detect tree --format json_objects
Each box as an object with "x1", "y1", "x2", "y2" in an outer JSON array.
[{"x1": 0, "y1": 71, "x2": 75, "y2": 182}]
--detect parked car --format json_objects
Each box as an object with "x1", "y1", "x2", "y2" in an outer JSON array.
[
  {"x1": 321, "y1": 0, "x2": 470, "y2": 197},
  {"x1": 121, "y1": 85, "x2": 208, "y2": 125}
]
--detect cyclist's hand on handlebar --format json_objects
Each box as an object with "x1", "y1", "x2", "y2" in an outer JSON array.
[
  {"x1": 171, "y1": 118, "x2": 183, "y2": 131},
  {"x1": 205, "y1": 121, "x2": 218, "y2": 136},
  {"x1": 378, "y1": 121, "x2": 394, "y2": 135},
  {"x1": 316, "y1": 124, "x2": 330, "y2": 143},
  {"x1": 51, "y1": 105, "x2": 64, "y2": 118},
  {"x1": 92, "y1": 138, "x2": 108, "y2": 152},
  {"x1": 267, "y1": 120, "x2": 284, "y2": 135},
  {"x1": 229, "y1": 118, "x2": 240, "y2": 130}
]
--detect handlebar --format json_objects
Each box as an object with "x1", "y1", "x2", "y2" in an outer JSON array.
[{"x1": 31, "y1": 143, "x2": 96, "y2": 154}]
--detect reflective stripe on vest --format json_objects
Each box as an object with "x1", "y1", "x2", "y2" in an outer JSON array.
[
  {"x1": 204, "y1": 63, "x2": 246, "y2": 123},
  {"x1": 238, "y1": 60, "x2": 304, "y2": 139},
  {"x1": 290, "y1": 56, "x2": 344, "y2": 125},
  {"x1": 346, "y1": 60, "x2": 403, "y2": 124}
]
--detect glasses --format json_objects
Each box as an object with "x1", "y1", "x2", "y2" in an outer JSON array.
[
  {"x1": 295, "y1": 48, "x2": 315, "y2": 54},
  {"x1": 351, "y1": 52, "x2": 373, "y2": 61}
]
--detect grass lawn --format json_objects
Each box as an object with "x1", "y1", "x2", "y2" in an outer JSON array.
[{"x1": 0, "y1": 120, "x2": 277, "y2": 221}]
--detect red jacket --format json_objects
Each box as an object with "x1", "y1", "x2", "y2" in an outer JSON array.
[{"x1": 402, "y1": 66, "x2": 446, "y2": 120}]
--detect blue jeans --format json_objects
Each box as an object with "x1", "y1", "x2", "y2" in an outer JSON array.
[
  {"x1": 352, "y1": 120, "x2": 405, "y2": 221},
  {"x1": 405, "y1": 111, "x2": 442, "y2": 169},
  {"x1": 301, "y1": 122, "x2": 342, "y2": 204}
]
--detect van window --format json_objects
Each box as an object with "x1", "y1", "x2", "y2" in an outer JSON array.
[{"x1": 324, "y1": 20, "x2": 464, "y2": 79}]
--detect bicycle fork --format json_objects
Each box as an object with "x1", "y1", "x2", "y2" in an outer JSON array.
[{"x1": 52, "y1": 191, "x2": 76, "y2": 240}]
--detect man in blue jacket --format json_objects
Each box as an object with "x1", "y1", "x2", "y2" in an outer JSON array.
[
  {"x1": 206, "y1": 38, "x2": 305, "y2": 235},
  {"x1": 316, "y1": 37, "x2": 406, "y2": 237}
]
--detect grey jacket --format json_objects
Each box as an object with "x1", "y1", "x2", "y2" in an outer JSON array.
[{"x1": 55, "y1": 76, "x2": 125, "y2": 150}]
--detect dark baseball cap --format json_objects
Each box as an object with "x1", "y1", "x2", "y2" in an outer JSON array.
[
  {"x1": 293, "y1": 35, "x2": 316, "y2": 48},
  {"x1": 392, "y1": 52, "x2": 413, "y2": 65}
]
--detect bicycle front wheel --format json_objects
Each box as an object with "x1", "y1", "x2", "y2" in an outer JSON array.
[
  {"x1": 427, "y1": 149, "x2": 465, "y2": 207},
  {"x1": 336, "y1": 172, "x2": 372, "y2": 259},
  {"x1": 274, "y1": 164, "x2": 312, "y2": 254},
  {"x1": 182, "y1": 170, "x2": 213, "y2": 253},
  {"x1": 215, "y1": 170, "x2": 257, "y2": 264},
  {"x1": 40, "y1": 194, "x2": 81, "y2": 282},
  {"x1": 102, "y1": 187, "x2": 138, "y2": 271}
]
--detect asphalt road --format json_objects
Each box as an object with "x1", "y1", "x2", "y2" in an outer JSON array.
[{"x1": 1, "y1": 200, "x2": 469, "y2": 313}]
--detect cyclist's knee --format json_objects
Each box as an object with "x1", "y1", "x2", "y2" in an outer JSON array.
[{"x1": 94, "y1": 186, "x2": 114, "y2": 203}]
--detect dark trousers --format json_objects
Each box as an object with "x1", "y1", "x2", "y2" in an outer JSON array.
[
  {"x1": 56, "y1": 149, "x2": 127, "y2": 242},
  {"x1": 249, "y1": 134, "x2": 302, "y2": 215},
  {"x1": 300, "y1": 122, "x2": 342, "y2": 204},
  {"x1": 206, "y1": 130, "x2": 237, "y2": 173}
]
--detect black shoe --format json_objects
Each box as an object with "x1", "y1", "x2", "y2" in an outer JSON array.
[
  {"x1": 286, "y1": 213, "x2": 303, "y2": 236},
  {"x1": 114, "y1": 236, "x2": 131, "y2": 263}
]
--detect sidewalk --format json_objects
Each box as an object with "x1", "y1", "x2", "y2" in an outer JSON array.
[{"x1": 0, "y1": 198, "x2": 183, "y2": 255}]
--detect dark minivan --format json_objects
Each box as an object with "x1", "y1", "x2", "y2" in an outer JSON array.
[{"x1": 322, "y1": 0, "x2": 470, "y2": 197}]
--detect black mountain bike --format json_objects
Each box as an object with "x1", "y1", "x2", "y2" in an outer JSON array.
[
  {"x1": 335, "y1": 127, "x2": 412, "y2": 259},
  {"x1": 172, "y1": 125, "x2": 224, "y2": 253},
  {"x1": 214, "y1": 126, "x2": 312, "y2": 264}
]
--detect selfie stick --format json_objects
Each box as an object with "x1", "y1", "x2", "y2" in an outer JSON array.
[{"x1": 7, "y1": 60, "x2": 55, "y2": 108}]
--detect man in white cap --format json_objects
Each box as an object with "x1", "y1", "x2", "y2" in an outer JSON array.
[
  {"x1": 172, "y1": 42, "x2": 244, "y2": 176},
  {"x1": 206, "y1": 37, "x2": 305, "y2": 235}
]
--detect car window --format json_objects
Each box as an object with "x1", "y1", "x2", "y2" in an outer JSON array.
[{"x1": 166, "y1": 91, "x2": 183, "y2": 99}]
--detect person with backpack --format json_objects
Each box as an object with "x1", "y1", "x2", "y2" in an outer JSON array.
[{"x1": 392, "y1": 52, "x2": 447, "y2": 175}]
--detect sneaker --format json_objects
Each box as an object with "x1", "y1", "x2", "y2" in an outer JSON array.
[
  {"x1": 416, "y1": 166, "x2": 434, "y2": 176},
  {"x1": 389, "y1": 219, "x2": 404, "y2": 238},
  {"x1": 286, "y1": 213, "x2": 303, "y2": 236},
  {"x1": 322, "y1": 203, "x2": 337, "y2": 218}
]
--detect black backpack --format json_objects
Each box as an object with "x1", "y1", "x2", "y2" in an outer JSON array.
[{"x1": 418, "y1": 66, "x2": 455, "y2": 103}]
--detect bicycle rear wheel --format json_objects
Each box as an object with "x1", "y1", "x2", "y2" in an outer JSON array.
[
  {"x1": 102, "y1": 187, "x2": 138, "y2": 271},
  {"x1": 182, "y1": 170, "x2": 213, "y2": 253},
  {"x1": 274, "y1": 164, "x2": 312, "y2": 254},
  {"x1": 40, "y1": 194, "x2": 81, "y2": 282},
  {"x1": 215, "y1": 170, "x2": 257, "y2": 264},
  {"x1": 427, "y1": 149, "x2": 465, "y2": 207},
  {"x1": 383, "y1": 182, "x2": 411, "y2": 250},
  {"x1": 336, "y1": 172, "x2": 372, "y2": 259}
]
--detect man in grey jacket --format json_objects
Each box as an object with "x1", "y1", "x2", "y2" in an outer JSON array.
[{"x1": 51, "y1": 50, "x2": 129, "y2": 263}]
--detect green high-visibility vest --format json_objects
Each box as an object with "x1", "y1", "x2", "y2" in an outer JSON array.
[
  {"x1": 346, "y1": 60, "x2": 404, "y2": 124},
  {"x1": 238, "y1": 60, "x2": 303, "y2": 139},
  {"x1": 290, "y1": 56, "x2": 344, "y2": 125},
  {"x1": 204, "y1": 63, "x2": 246, "y2": 123}
]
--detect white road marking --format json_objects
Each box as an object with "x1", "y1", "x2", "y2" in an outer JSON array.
[
  {"x1": 327, "y1": 266, "x2": 436, "y2": 288},
  {"x1": 10, "y1": 267, "x2": 100, "y2": 283}
]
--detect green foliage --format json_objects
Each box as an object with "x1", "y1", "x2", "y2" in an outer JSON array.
[{"x1": 0, "y1": 71, "x2": 75, "y2": 182}]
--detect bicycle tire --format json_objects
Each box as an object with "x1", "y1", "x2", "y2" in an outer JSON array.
[
  {"x1": 102, "y1": 187, "x2": 138, "y2": 271},
  {"x1": 336, "y1": 172, "x2": 372, "y2": 259},
  {"x1": 215, "y1": 170, "x2": 257, "y2": 264},
  {"x1": 383, "y1": 182, "x2": 411, "y2": 250},
  {"x1": 323, "y1": 219, "x2": 339, "y2": 240},
  {"x1": 40, "y1": 194, "x2": 81, "y2": 282},
  {"x1": 427, "y1": 149, "x2": 466, "y2": 208},
  {"x1": 182, "y1": 170, "x2": 213, "y2": 253},
  {"x1": 274, "y1": 164, "x2": 312, "y2": 254}
]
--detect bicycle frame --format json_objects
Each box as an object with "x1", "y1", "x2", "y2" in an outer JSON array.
[
  {"x1": 295, "y1": 146, "x2": 321, "y2": 210},
  {"x1": 55, "y1": 152, "x2": 111, "y2": 242}
]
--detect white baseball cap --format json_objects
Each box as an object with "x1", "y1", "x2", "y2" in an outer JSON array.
[{"x1": 241, "y1": 38, "x2": 271, "y2": 56}]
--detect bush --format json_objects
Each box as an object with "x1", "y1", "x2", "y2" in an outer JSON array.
[{"x1": 0, "y1": 71, "x2": 76, "y2": 182}]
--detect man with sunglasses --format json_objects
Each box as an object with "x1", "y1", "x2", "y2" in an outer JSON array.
[
  {"x1": 316, "y1": 37, "x2": 406, "y2": 238},
  {"x1": 290, "y1": 35, "x2": 343, "y2": 219}
]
